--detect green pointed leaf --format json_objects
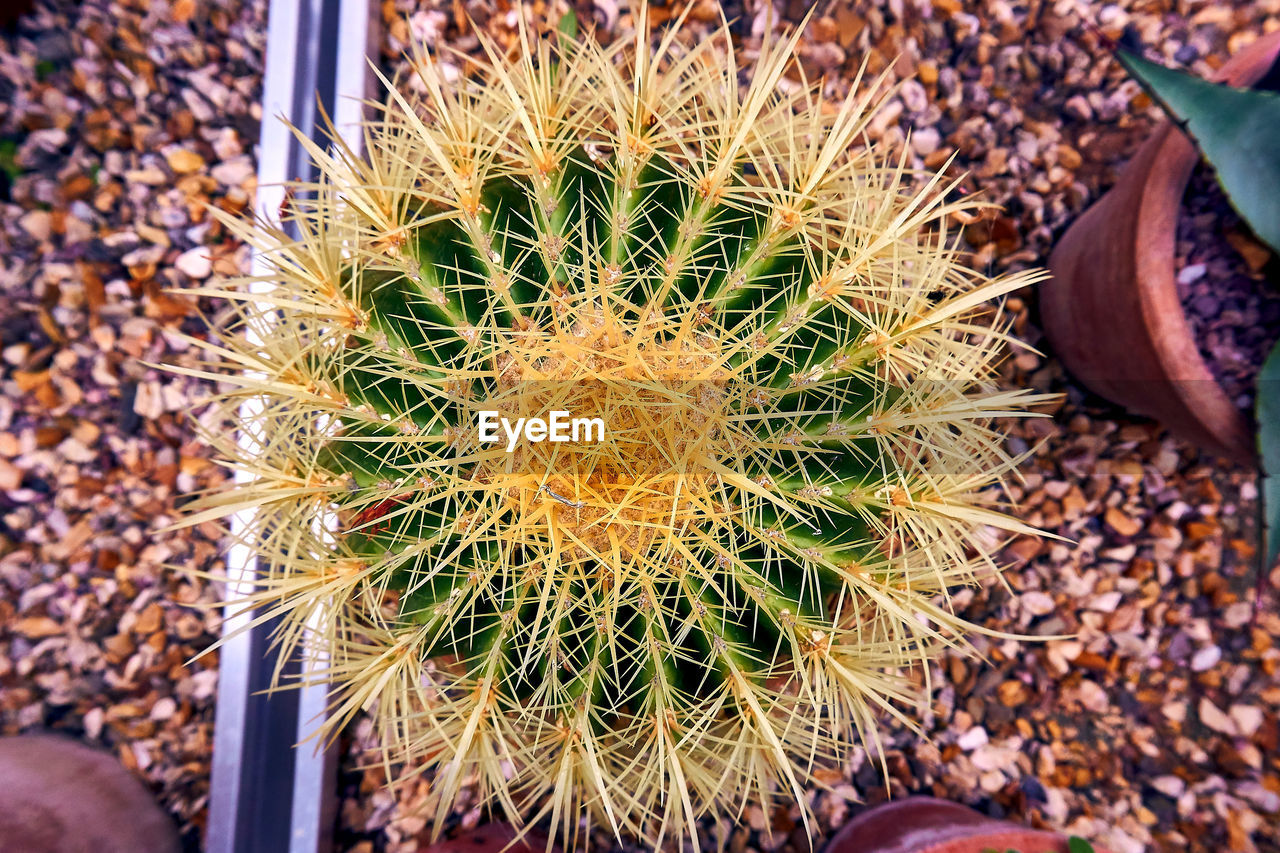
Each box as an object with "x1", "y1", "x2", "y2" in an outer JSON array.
[
  {"x1": 1258, "y1": 340, "x2": 1280, "y2": 568},
  {"x1": 557, "y1": 7, "x2": 578, "y2": 41},
  {"x1": 1117, "y1": 48, "x2": 1280, "y2": 254},
  {"x1": 1067, "y1": 837, "x2": 1096, "y2": 853}
]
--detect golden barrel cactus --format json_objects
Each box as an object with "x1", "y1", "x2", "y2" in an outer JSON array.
[{"x1": 186, "y1": 8, "x2": 1047, "y2": 848}]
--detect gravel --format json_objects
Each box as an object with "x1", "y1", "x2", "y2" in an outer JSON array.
[
  {"x1": 0, "y1": 0, "x2": 264, "y2": 847},
  {"x1": 1176, "y1": 164, "x2": 1280, "y2": 414}
]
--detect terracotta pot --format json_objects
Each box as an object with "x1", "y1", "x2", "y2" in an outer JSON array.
[
  {"x1": 0, "y1": 734, "x2": 180, "y2": 853},
  {"x1": 418, "y1": 822, "x2": 560, "y2": 853},
  {"x1": 1043, "y1": 31, "x2": 1280, "y2": 463},
  {"x1": 824, "y1": 797, "x2": 1112, "y2": 853}
]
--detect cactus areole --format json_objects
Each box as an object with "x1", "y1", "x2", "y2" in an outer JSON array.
[{"x1": 188, "y1": 9, "x2": 1049, "y2": 849}]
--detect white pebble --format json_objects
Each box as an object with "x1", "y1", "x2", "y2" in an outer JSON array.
[
  {"x1": 1236, "y1": 781, "x2": 1280, "y2": 813},
  {"x1": 956, "y1": 726, "x2": 989, "y2": 751},
  {"x1": 971, "y1": 745, "x2": 1016, "y2": 772},
  {"x1": 1230, "y1": 705, "x2": 1264, "y2": 737},
  {"x1": 1221, "y1": 602, "x2": 1253, "y2": 629},
  {"x1": 1177, "y1": 263, "x2": 1206, "y2": 285},
  {"x1": 1087, "y1": 590, "x2": 1123, "y2": 613},
  {"x1": 175, "y1": 246, "x2": 213, "y2": 279},
  {"x1": 211, "y1": 156, "x2": 255, "y2": 188},
  {"x1": 911, "y1": 126, "x2": 941, "y2": 157},
  {"x1": 1189, "y1": 645, "x2": 1221, "y2": 672},
  {"x1": 899, "y1": 79, "x2": 928, "y2": 114},
  {"x1": 1077, "y1": 679, "x2": 1109, "y2": 712},
  {"x1": 1198, "y1": 697, "x2": 1238, "y2": 736},
  {"x1": 979, "y1": 770, "x2": 1006, "y2": 793},
  {"x1": 83, "y1": 707, "x2": 104, "y2": 740},
  {"x1": 1151, "y1": 775, "x2": 1186, "y2": 798},
  {"x1": 1020, "y1": 590, "x2": 1055, "y2": 616},
  {"x1": 150, "y1": 697, "x2": 178, "y2": 721}
]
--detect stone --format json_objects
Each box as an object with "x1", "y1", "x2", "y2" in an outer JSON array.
[
  {"x1": 956, "y1": 726, "x2": 989, "y2": 751},
  {"x1": 174, "y1": 246, "x2": 213, "y2": 279},
  {"x1": 0, "y1": 735, "x2": 180, "y2": 853},
  {"x1": 1229, "y1": 705, "x2": 1263, "y2": 738},
  {"x1": 1021, "y1": 590, "x2": 1055, "y2": 616},
  {"x1": 166, "y1": 148, "x2": 205, "y2": 174},
  {"x1": 210, "y1": 156, "x2": 255, "y2": 187},
  {"x1": 14, "y1": 617, "x2": 62, "y2": 638},
  {"x1": 1088, "y1": 591, "x2": 1123, "y2": 613},
  {"x1": 19, "y1": 210, "x2": 52, "y2": 241},
  {"x1": 1104, "y1": 506, "x2": 1141, "y2": 537},
  {"x1": 1189, "y1": 645, "x2": 1221, "y2": 672},
  {"x1": 1198, "y1": 698, "x2": 1238, "y2": 736},
  {"x1": 1150, "y1": 775, "x2": 1186, "y2": 798},
  {"x1": 1077, "y1": 679, "x2": 1109, "y2": 713},
  {"x1": 911, "y1": 126, "x2": 942, "y2": 156},
  {"x1": 1177, "y1": 263, "x2": 1206, "y2": 285},
  {"x1": 0, "y1": 459, "x2": 21, "y2": 490},
  {"x1": 998, "y1": 680, "x2": 1029, "y2": 707}
]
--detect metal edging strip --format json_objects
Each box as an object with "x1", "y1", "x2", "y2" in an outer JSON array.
[{"x1": 206, "y1": 0, "x2": 379, "y2": 850}]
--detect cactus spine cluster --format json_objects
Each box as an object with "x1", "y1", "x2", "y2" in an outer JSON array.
[{"x1": 187, "y1": 8, "x2": 1048, "y2": 849}]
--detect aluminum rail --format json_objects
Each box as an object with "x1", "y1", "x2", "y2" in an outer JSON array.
[{"x1": 206, "y1": 0, "x2": 378, "y2": 850}]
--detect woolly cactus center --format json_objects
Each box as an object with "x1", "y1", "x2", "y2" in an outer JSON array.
[{"x1": 478, "y1": 310, "x2": 745, "y2": 565}]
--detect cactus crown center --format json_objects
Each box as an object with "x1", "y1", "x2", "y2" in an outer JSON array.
[{"x1": 477, "y1": 302, "x2": 746, "y2": 569}]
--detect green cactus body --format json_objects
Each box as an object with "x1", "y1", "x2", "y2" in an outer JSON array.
[{"x1": 188, "y1": 9, "x2": 1049, "y2": 849}]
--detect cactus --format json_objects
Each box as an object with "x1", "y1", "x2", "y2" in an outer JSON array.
[{"x1": 184, "y1": 8, "x2": 1049, "y2": 849}]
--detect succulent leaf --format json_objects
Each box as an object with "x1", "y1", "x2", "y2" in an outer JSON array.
[
  {"x1": 187, "y1": 10, "x2": 1051, "y2": 849},
  {"x1": 1116, "y1": 47, "x2": 1280, "y2": 253}
]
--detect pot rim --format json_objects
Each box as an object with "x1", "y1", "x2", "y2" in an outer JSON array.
[{"x1": 1133, "y1": 30, "x2": 1280, "y2": 461}]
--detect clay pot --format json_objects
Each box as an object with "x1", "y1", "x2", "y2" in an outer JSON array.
[
  {"x1": 1043, "y1": 31, "x2": 1280, "y2": 463},
  {"x1": 418, "y1": 822, "x2": 560, "y2": 853},
  {"x1": 824, "y1": 797, "x2": 1112, "y2": 853},
  {"x1": 0, "y1": 734, "x2": 180, "y2": 853}
]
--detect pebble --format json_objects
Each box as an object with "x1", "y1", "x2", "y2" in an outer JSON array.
[
  {"x1": 1199, "y1": 698, "x2": 1239, "y2": 736},
  {"x1": 0, "y1": 0, "x2": 261, "y2": 845},
  {"x1": 19, "y1": 209, "x2": 52, "y2": 241},
  {"x1": 1104, "y1": 506, "x2": 1142, "y2": 537},
  {"x1": 1077, "y1": 680, "x2": 1109, "y2": 713},
  {"x1": 211, "y1": 156, "x2": 255, "y2": 188},
  {"x1": 166, "y1": 148, "x2": 206, "y2": 175},
  {"x1": 0, "y1": 459, "x2": 21, "y2": 490},
  {"x1": 175, "y1": 246, "x2": 213, "y2": 279},
  {"x1": 1190, "y1": 645, "x2": 1222, "y2": 672},
  {"x1": 1229, "y1": 705, "x2": 1263, "y2": 738},
  {"x1": 1236, "y1": 782, "x2": 1280, "y2": 814},
  {"x1": 971, "y1": 744, "x2": 1017, "y2": 772},
  {"x1": 1088, "y1": 590, "x2": 1123, "y2": 613},
  {"x1": 899, "y1": 79, "x2": 928, "y2": 114},
  {"x1": 956, "y1": 726, "x2": 989, "y2": 751},
  {"x1": 149, "y1": 697, "x2": 178, "y2": 721},
  {"x1": 1021, "y1": 590, "x2": 1055, "y2": 616},
  {"x1": 911, "y1": 126, "x2": 941, "y2": 157},
  {"x1": 1151, "y1": 775, "x2": 1186, "y2": 798},
  {"x1": 1178, "y1": 263, "x2": 1207, "y2": 285}
]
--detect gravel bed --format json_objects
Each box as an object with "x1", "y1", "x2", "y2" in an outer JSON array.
[
  {"x1": 0, "y1": 0, "x2": 263, "y2": 847},
  {"x1": 3, "y1": 1, "x2": 1280, "y2": 853},
  {"x1": 1176, "y1": 164, "x2": 1280, "y2": 414}
]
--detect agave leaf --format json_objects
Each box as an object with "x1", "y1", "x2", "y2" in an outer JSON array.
[
  {"x1": 557, "y1": 6, "x2": 577, "y2": 41},
  {"x1": 1258, "y1": 340, "x2": 1280, "y2": 568},
  {"x1": 1116, "y1": 47, "x2": 1280, "y2": 254}
]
